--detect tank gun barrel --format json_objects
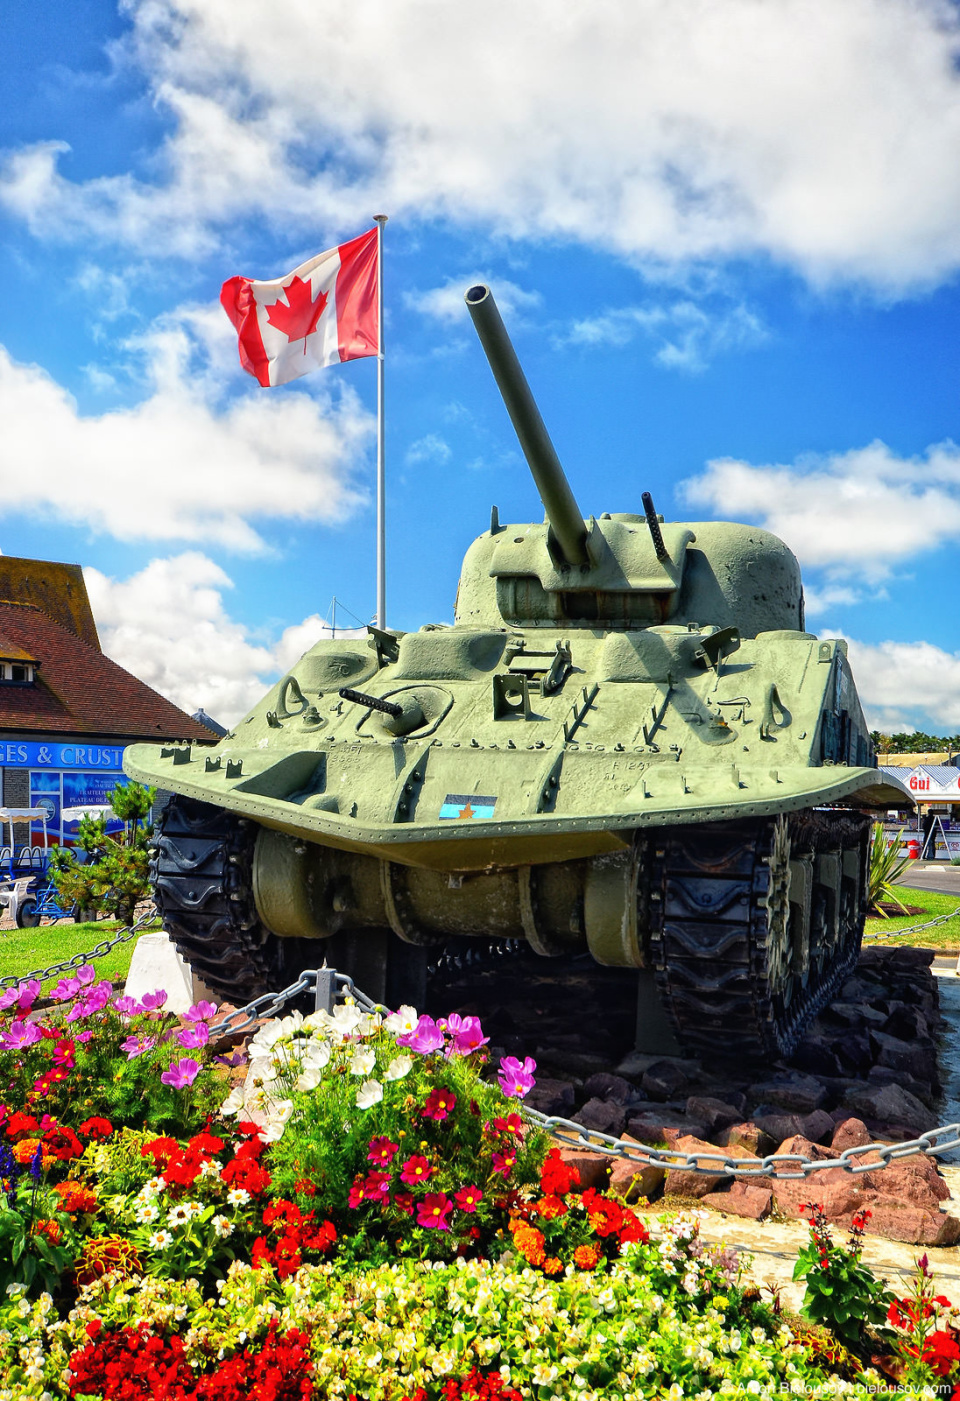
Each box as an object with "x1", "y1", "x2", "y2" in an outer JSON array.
[
  {"x1": 465, "y1": 284, "x2": 589, "y2": 567},
  {"x1": 339, "y1": 687, "x2": 403, "y2": 718}
]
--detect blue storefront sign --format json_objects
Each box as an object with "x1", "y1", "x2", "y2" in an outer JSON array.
[{"x1": 1, "y1": 742, "x2": 125, "y2": 770}]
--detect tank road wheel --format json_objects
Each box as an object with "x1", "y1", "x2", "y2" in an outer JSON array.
[
  {"x1": 151, "y1": 795, "x2": 325, "y2": 1007},
  {"x1": 762, "y1": 815, "x2": 795, "y2": 1009},
  {"x1": 650, "y1": 809, "x2": 870, "y2": 1061}
]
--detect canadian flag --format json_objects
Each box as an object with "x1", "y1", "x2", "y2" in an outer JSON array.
[{"x1": 221, "y1": 228, "x2": 379, "y2": 388}]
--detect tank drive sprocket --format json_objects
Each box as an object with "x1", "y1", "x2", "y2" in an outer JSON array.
[
  {"x1": 151, "y1": 794, "x2": 323, "y2": 1007},
  {"x1": 650, "y1": 808, "x2": 869, "y2": 1059}
]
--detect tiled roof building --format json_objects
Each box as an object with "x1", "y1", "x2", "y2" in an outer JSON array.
[{"x1": 0, "y1": 554, "x2": 212, "y2": 846}]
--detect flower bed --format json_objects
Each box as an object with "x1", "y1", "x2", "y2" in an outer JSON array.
[{"x1": 1, "y1": 967, "x2": 959, "y2": 1398}]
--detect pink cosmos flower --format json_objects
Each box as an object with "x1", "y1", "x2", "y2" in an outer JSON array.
[
  {"x1": 449, "y1": 1014, "x2": 489, "y2": 1056},
  {"x1": 421, "y1": 1087, "x2": 457, "y2": 1122},
  {"x1": 184, "y1": 1000, "x2": 218, "y2": 1022},
  {"x1": 177, "y1": 1023, "x2": 210, "y2": 1050},
  {"x1": 121, "y1": 1035, "x2": 157, "y2": 1060},
  {"x1": 454, "y1": 1185, "x2": 484, "y2": 1213},
  {"x1": 491, "y1": 1149, "x2": 517, "y2": 1178},
  {"x1": 0, "y1": 988, "x2": 20, "y2": 1011},
  {"x1": 362, "y1": 1170, "x2": 392, "y2": 1199},
  {"x1": 400, "y1": 1155, "x2": 433, "y2": 1187},
  {"x1": 497, "y1": 1055, "x2": 536, "y2": 1099},
  {"x1": 367, "y1": 1136, "x2": 400, "y2": 1166},
  {"x1": 75, "y1": 1030, "x2": 94, "y2": 1044},
  {"x1": 160, "y1": 1057, "x2": 200, "y2": 1089},
  {"x1": 139, "y1": 990, "x2": 168, "y2": 1012},
  {"x1": 396, "y1": 1014, "x2": 445, "y2": 1055},
  {"x1": 52, "y1": 966, "x2": 96, "y2": 1000},
  {"x1": 0, "y1": 1020, "x2": 42, "y2": 1051},
  {"x1": 112, "y1": 995, "x2": 144, "y2": 1016},
  {"x1": 3, "y1": 980, "x2": 42, "y2": 1014},
  {"x1": 417, "y1": 1193, "x2": 453, "y2": 1230}
]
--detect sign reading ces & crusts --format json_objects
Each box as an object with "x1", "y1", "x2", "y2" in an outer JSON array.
[{"x1": 1, "y1": 742, "x2": 125, "y2": 770}]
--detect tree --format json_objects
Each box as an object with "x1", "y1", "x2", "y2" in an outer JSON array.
[{"x1": 49, "y1": 781, "x2": 157, "y2": 926}]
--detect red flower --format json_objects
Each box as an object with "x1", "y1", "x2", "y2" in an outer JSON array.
[
  {"x1": 4, "y1": 1112, "x2": 40, "y2": 1141},
  {"x1": 220, "y1": 1154, "x2": 271, "y2": 1195},
  {"x1": 582, "y1": 1188, "x2": 625, "y2": 1238},
  {"x1": 78, "y1": 1117, "x2": 114, "y2": 1142},
  {"x1": 348, "y1": 1177, "x2": 370, "y2": 1208},
  {"x1": 400, "y1": 1155, "x2": 433, "y2": 1187},
  {"x1": 263, "y1": 1199, "x2": 303, "y2": 1230},
  {"x1": 42, "y1": 1124, "x2": 83, "y2": 1161},
  {"x1": 491, "y1": 1150, "x2": 516, "y2": 1178},
  {"x1": 535, "y1": 1194, "x2": 567, "y2": 1220},
  {"x1": 540, "y1": 1147, "x2": 579, "y2": 1196},
  {"x1": 188, "y1": 1131, "x2": 224, "y2": 1155},
  {"x1": 417, "y1": 1192, "x2": 454, "y2": 1230},
  {"x1": 921, "y1": 1330, "x2": 960, "y2": 1376},
  {"x1": 393, "y1": 1191, "x2": 415, "y2": 1216},
  {"x1": 493, "y1": 1114, "x2": 523, "y2": 1138},
  {"x1": 454, "y1": 1185, "x2": 484, "y2": 1213},
  {"x1": 141, "y1": 1136, "x2": 179, "y2": 1166},
  {"x1": 421, "y1": 1087, "x2": 457, "y2": 1121},
  {"x1": 163, "y1": 1146, "x2": 207, "y2": 1189},
  {"x1": 366, "y1": 1136, "x2": 399, "y2": 1166}
]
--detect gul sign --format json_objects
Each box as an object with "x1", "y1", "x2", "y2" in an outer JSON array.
[{"x1": 1, "y1": 742, "x2": 125, "y2": 771}]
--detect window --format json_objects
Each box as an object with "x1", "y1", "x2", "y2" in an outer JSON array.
[{"x1": 0, "y1": 661, "x2": 36, "y2": 684}]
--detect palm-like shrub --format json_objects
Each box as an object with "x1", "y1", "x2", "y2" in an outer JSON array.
[{"x1": 867, "y1": 823, "x2": 910, "y2": 917}]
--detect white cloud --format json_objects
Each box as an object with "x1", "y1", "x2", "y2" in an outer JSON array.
[
  {"x1": 404, "y1": 433, "x2": 451, "y2": 467},
  {"x1": 0, "y1": 308, "x2": 372, "y2": 551},
  {"x1": 563, "y1": 299, "x2": 765, "y2": 371},
  {"x1": 680, "y1": 439, "x2": 960, "y2": 582},
  {"x1": 3, "y1": 0, "x2": 960, "y2": 290},
  {"x1": 833, "y1": 634, "x2": 960, "y2": 733},
  {"x1": 408, "y1": 277, "x2": 541, "y2": 325},
  {"x1": 86, "y1": 552, "x2": 365, "y2": 725}
]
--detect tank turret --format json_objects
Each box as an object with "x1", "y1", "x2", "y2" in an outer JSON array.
[{"x1": 126, "y1": 286, "x2": 911, "y2": 1061}]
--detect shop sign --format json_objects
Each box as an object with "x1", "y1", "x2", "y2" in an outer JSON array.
[{"x1": 0, "y1": 741, "x2": 125, "y2": 770}]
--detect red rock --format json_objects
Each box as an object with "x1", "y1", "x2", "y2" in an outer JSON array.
[
  {"x1": 774, "y1": 1134, "x2": 833, "y2": 1163},
  {"x1": 862, "y1": 1203, "x2": 960, "y2": 1248},
  {"x1": 861, "y1": 1157, "x2": 951, "y2": 1209},
  {"x1": 664, "y1": 1134, "x2": 733, "y2": 1200},
  {"x1": 841, "y1": 1083, "x2": 932, "y2": 1137},
  {"x1": 557, "y1": 1149, "x2": 610, "y2": 1190},
  {"x1": 627, "y1": 1111, "x2": 707, "y2": 1146},
  {"x1": 715, "y1": 1121, "x2": 776, "y2": 1156},
  {"x1": 607, "y1": 1149, "x2": 665, "y2": 1202},
  {"x1": 701, "y1": 1181, "x2": 773, "y2": 1221},
  {"x1": 830, "y1": 1117, "x2": 876, "y2": 1154},
  {"x1": 799, "y1": 1110, "x2": 836, "y2": 1146},
  {"x1": 573, "y1": 1098, "x2": 626, "y2": 1136},
  {"x1": 770, "y1": 1168, "x2": 867, "y2": 1223}
]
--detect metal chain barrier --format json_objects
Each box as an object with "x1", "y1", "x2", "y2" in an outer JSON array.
[
  {"x1": 869, "y1": 901, "x2": 960, "y2": 941},
  {"x1": 0, "y1": 905, "x2": 160, "y2": 990},
  {"x1": 199, "y1": 965, "x2": 960, "y2": 1179}
]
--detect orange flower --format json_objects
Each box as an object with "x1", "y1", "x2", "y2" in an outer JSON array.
[
  {"x1": 55, "y1": 1180, "x2": 99, "y2": 1214},
  {"x1": 574, "y1": 1243, "x2": 601, "y2": 1270},
  {"x1": 34, "y1": 1218, "x2": 61, "y2": 1245},
  {"x1": 509, "y1": 1219, "x2": 546, "y2": 1267},
  {"x1": 543, "y1": 1255, "x2": 563, "y2": 1275},
  {"x1": 535, "y1": 1194, "x2": 568, "y2": 1220},
  {"x1": 11, "y1": 1137, "x2": 52, "y2": 1169}
]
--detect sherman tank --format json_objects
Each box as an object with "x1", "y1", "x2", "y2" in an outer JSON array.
[{"x1": 125, "y1": 285, "x2": 909, "y2": 1059}]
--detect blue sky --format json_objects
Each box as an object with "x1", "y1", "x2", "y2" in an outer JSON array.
[{"x1": 1, "y1": 0, "x2": 959, "y2": 731}]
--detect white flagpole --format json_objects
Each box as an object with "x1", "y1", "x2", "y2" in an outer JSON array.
[{"x1": 374, "y1": 214, "x2": 388, "y2": 629}]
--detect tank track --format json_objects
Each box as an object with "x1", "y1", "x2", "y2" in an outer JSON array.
[
  {"x1": 650, "y1": 809, "x2": 869, "y2": 1060},
  {"x1": 151, "y1": 795, "x2": 299, "y2": 1006}
]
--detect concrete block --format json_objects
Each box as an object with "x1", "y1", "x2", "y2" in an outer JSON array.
[{"x1": 123, "y1": 932, "x2": 213, "y2": 1014}]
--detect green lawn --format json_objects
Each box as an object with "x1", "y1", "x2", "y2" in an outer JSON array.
[
  {"x1": 0, "y1": 918, "x2": 149, "y2": 991},
  {"x1": 863, "y1": 883, "x2": 960, "y2": 951}
]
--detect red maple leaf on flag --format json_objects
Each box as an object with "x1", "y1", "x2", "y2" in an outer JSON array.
[{"x1": 265, "y1": 275, "x2": 329, "y2": 347}]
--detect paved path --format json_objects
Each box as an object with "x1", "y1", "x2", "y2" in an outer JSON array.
[{"x1": 895, "y1": 863, "x2": 960, "y2": 897}]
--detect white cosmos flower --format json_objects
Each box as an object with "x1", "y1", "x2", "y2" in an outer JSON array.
[
  {"x1": 275, "y1": 1011, "x2": 305, "y2": 1041},
  {"x1": 384, "y1": 1054, "x2": 414, "y2": 1082},
  {"x1": 301, "y1": 1040, "x2": 331, "y2": 1070},
  {"x1": 384, "y1": 1005, "x2": 418, "y2": 1036},
  {"x1": 349, "y1": 1047, "x2": 376, "y2": 1077},
  {"x1": 358, "y1": 1012, "x2": 383, "y2": 1036},
  {"x1": 296, "y1": 1066, "x2": 323, "y2": 1092},
  {"x1": 248, "y1": 1020, "x2": 284, "y2": 1055},
  {"x1": 219, "y1": 1084, "x2": 245, "y2": 1117},
  {"x1": 356, "y1": 1079, "x2": 384, "y2": 1109}
]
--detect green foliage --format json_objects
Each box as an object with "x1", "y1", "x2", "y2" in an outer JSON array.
[
  {"x1": 48, "y1": 780, "x2": 157, "y2": 925},
  {"x1": 794, "y1": 1205, "x2": 894, "y2": 1351},
  {"x1": 866, "y1": 823, "x2": 910, "y2": 917},
  {"x1": 871, "y1": 730, "x2": 960, "y2": 755}
]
